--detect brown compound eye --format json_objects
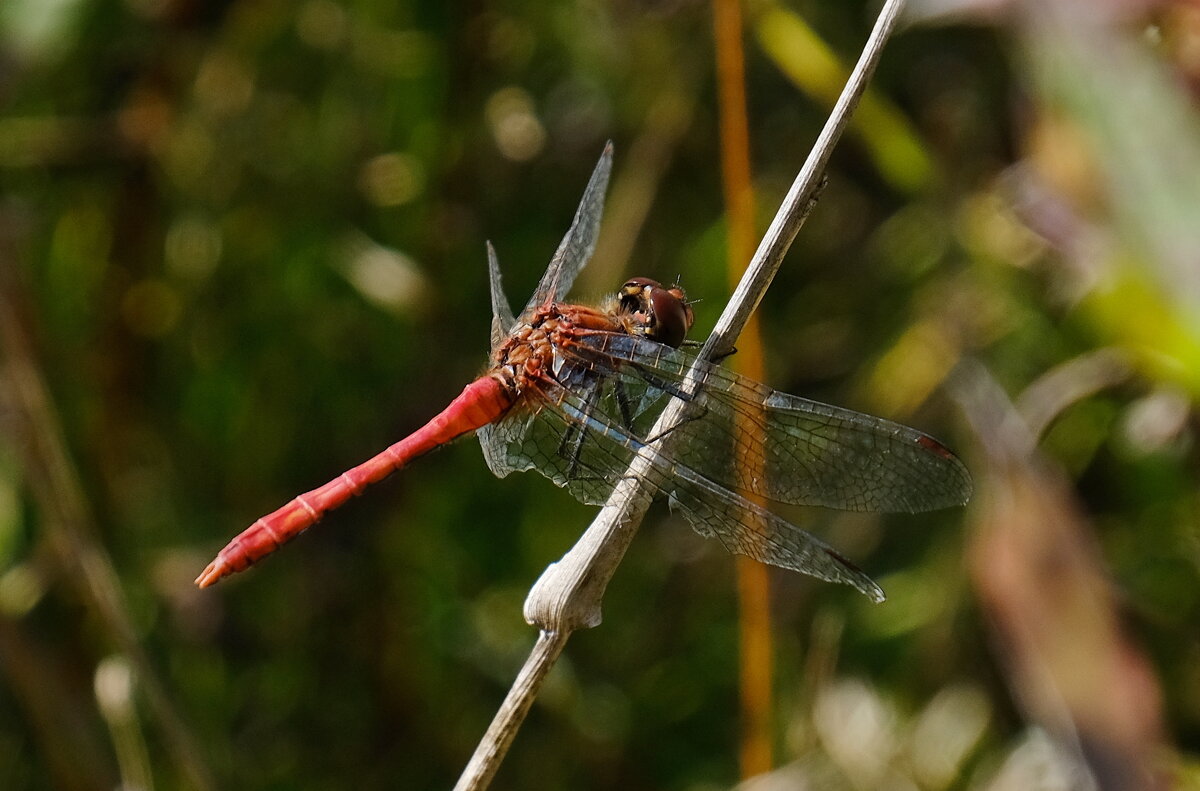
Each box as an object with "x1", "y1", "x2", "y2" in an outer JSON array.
[
  {"x1": 619, "y1": 277, "x2": 694, "y2": 348},
  {"x1": 646, "y1": 282, "x2": 694, "y2": 348}
]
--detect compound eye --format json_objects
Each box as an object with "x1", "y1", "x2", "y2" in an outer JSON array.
[
  {"x1": 646, "y1": 284, "x2": 693, "y2": 348},
  {"x1": 617, "y1": 277, "x2": 694, "y2": 347}
]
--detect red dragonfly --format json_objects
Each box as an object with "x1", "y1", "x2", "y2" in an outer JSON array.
[{"x1": 196, "y1": 145, "x2": 971, "y2": 601}]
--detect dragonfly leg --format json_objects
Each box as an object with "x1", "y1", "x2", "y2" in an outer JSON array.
[
  {"x1": 678, "y1": 339, "x2": 737, "y2": 364},
  {"x1": 555, "y1": 368, "x2": 653, "y2": 484},
  {"x1": 612, "y1": 378, "x2": 636, "y2": 429},
  {"x1": 709, "y1": 344, "x2": 737, "y2": 364},
  {"x1": 553, "y1": 382, "x2": 650, "y2": 490},
  {"x1": 643, "y1": 401, "x2": 709, "y2": 446},
  {"x1": 557, "y1": 383, "x2": 601, "y2": 481},
  {"x1": 556, "y1": 422, "x2": 584, "y2": 479},
  {"x1": 559, "y1": 376, "x2": 657, "y2": 480}
]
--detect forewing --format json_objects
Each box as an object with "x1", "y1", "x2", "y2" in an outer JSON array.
[
  {"x1": 508, "y1": 376, "x2": 885, "y2": 600},
  {"x1": 522, "y1": 143, "x2": 613, "y2": 316},
  {"x1": 487, "y1": 241, "x2": 516, "y2": 350},
  {"x1": 568, "y1": 332, "x2": 973, "y2": 513}
]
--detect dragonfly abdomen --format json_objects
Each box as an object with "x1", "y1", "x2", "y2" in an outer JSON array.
[{"x1": 196, "y1": 375, "x2": 514, "y2": 587}]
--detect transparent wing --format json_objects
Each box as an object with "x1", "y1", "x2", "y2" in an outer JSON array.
[
  {"x1": 478, "y1": 372, "x2": 623, "y2": 507},
  {"x1": 521, "y1": 143, "x2": 613, "y2": 316},
  {"x1": 487, "y1": 241, "x2": 516, "y2": 350},
  {"x1": 565, "y1": 331, "x2": 973, "y2": 513},
  {"x1": 479, "y1": 373, "x2": 884, "y2": 600}
]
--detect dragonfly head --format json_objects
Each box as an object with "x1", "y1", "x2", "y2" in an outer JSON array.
[{"x1": 618, "y1": 277, "x2": 695, "y2": 348}]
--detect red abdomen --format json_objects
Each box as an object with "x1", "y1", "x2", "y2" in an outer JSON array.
[{"x1": 195, "y1": 375, "x2": 513, "y2": 587}]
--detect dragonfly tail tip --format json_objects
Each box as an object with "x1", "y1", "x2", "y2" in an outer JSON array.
[{"x1": 194, "y1": 559, "x2": 227, "y2": 589}]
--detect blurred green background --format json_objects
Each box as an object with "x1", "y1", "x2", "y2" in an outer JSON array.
[{"x1": 1, "y1": 0, "x2": 1198, "y2": 789}]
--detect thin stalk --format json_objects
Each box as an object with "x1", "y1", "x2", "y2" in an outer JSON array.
[
  {"x1": 453, "y1": 631, "x2": 569, "y2": 791},
  {"x1": 713, "y1": 0, "x2": 774, "y2": 778}
]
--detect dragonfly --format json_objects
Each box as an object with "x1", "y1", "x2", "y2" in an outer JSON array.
[{"x1": 196, "y1": 144, "x2": 971, "y2": 601}]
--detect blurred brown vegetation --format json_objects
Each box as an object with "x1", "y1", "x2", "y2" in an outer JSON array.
[{"x1": 1, "y1": 0, "x2": 1198, "y2": 789}]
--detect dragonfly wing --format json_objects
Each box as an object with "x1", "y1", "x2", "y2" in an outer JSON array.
[
  {"x1": 524, "y1": 378, "x2": 884, "y2": 599},
  {"x1": 487, "y1": 241, "x2": 516, "y2": 350},
  {"x1": 478, "y1": 409, "x2": 534, "y2": 480},
  {"x1": 521, "y1": 143, "x2": 613, "y2": 315},
  {"x1": 569, "y1": 332, "x2": 973, "y2": 513},
  {"x1": 477, "y1": 385, "x2": 620, "y2": 506},
  {"x1": 665, "y1": 471, "x2": 885, "y2": 601}
]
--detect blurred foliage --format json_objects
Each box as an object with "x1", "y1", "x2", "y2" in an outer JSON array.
[{"x1": 0, "y1": 0, "x2": 1198, "y2": 789}]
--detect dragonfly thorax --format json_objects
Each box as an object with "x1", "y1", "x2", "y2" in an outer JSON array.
[
  {"x1": 491, "y1": 279, "x2": 694, "y2": 398},
  {"x1": 490, "y1": 302, "x2": 629, "y2": 395}
]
